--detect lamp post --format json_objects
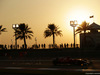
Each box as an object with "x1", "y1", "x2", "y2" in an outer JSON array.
[
  {"x1": 70, "y1": 20, "x2": 78, "y2": 48},
  {"x1": 12, "y1": 24, "x2": 19, "y2": 49}
]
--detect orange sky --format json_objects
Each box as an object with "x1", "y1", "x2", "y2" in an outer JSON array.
[{"x1": 0, "y1": 0, "x2": 100, "y2": 47}]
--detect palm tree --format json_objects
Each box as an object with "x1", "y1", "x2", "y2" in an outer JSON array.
[
  {"x1": 16, "y1": 23, "x2": 33, "y2": 49},
  {"x1": 44, "y1": 24, "x2": 62, "y2": 47},
  {"x1": 0, "y1": 25, "x2": 7, "y2": 34},
  {"x1": 76, "y1": 21, "x2": 89, "y2": 47}
]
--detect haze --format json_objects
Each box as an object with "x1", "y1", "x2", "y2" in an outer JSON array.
[{"x1": 0, "y1": 0, "x2": 100, "y2": 47}]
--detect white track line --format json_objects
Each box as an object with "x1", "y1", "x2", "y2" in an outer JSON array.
[{"x1": 0, "y1": 67, "x2": 100, "y2": 72}]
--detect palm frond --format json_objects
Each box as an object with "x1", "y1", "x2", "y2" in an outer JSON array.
[
  {"x1": 26, "y1": 30, "x2": 33, "y2": 33},
  {"x1": 48, "y1": 24, "x2": 56, "y2": 32},
  {"x1": 15, "y1": 30, "x2": 22, "y2": 35},
  {"x1": 44, "y1": 24, "x2": 62, "y2": 38},
  {"x1": 76, "y1": 27, "x2": 83, "y2": 32},
  {"x1": 75, "y1": 31, "x2": 82, "y2": 35},
  {"x1": 26, "y1": 27, "x2": 31, "y2": 31},
  {"x1": 0, "y1": 25, "x2": 2, "y2": 30},
  {"x1": 1, "y1": 28, "x2": 7, "y2": 32},
  {"x1": 16, "y1": 36, "x2": 24, "y2": 40},
  {"x1": 0, "y1": 25, "x2": 7, "y2": 35},
  {"x1": 55, "y1": 26, "x2": 59, "y2": 31},
  {"x1": 28, "y1": 34, "x2": 33, "y2": 37},
  {"x1": 75, "y1": 21, "x2": 89, "y2": 34},
  {"x1": 15, "y1": 23, "x2": 33, "y2": 40},
  {"x1": 55, "y1": 30, "x2": 63, "y2": 36},
  {"x1": 28, "y1": 35, "x2": 32, "y2": 39},
  {"x1": 44, "y1": 29, "x2": 52, "y2": 38}
]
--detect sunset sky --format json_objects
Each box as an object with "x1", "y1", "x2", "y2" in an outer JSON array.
[{"x1": 0, "y1": 0, "x2": 100, "y2": 47}]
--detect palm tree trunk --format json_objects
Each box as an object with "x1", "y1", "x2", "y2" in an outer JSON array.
[
  {"x1": 23, "y1": 33, "x2": 27, "y2": 49},
  {"x1": 53, "y1": 32, "x2": 55, "y2": 48}
]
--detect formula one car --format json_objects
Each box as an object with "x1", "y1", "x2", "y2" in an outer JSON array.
[{"x1": 53, "y1": 57, "x2": 91, "y2": 66}]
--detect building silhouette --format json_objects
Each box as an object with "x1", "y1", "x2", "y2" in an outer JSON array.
[{"x1": 80, "y1": 22, "x2": 100, "y2": 49}]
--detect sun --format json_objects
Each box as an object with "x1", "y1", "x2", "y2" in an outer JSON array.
[{"x1": 68, "y1": 8, "x2": 91, "y2": 25}]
